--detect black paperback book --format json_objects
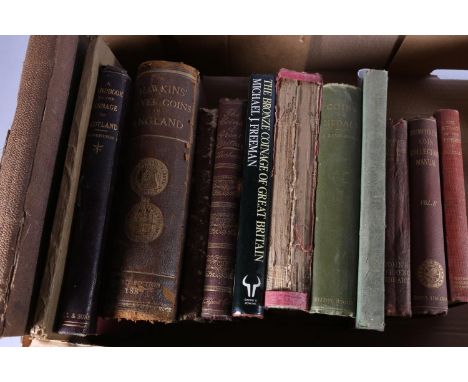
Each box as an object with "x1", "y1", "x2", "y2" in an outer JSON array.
[{"x1": 232, "y1": 74, "x2": 276, "y2": 317}]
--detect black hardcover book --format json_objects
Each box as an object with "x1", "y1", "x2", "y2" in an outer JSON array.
[
  {"x1": 232, "y1": 74, "x2": 276, "y2": 317},
  {"x1": 55, "y1": 65, "x2": 131, "y2": 336}
]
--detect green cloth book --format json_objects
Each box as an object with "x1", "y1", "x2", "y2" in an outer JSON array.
[
  {"x1": 310, "y1": 84, "x2": 362, "y2": 317},
  {"x1": 356, "y1": 69, "x2": 388, "y2": 331}
]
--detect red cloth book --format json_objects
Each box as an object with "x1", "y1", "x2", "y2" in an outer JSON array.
[
  {"x1": 408, "y1": 117, "x2": 448, "y2": 315},
  {"x1": 435, "y1": 109, "x2": 468, "y2": 302}
]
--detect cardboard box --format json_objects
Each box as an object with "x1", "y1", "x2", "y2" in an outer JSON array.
[{"x1": 2, "y1": 35, "x2": 468, "y2": 345}]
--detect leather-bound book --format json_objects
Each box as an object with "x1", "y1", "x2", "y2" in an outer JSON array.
[
  {"x1": 311, "y1": 84, "x2": 362, "y2": 317},
  {"x1": 232, "y1": 74, "x2": 276, "y2": 318},
  {"x1": 408, "y1": 117, "x2": 448, "y2": 315},
  {"x1": 178, "y1": 108, "x2": 218, "y2": 321},
  {"x1": 0, "y1": 36, "x2": 81, "y2": 337},
  {"x1": 434, "y1": 109, "x2": 468, "y2": 302},
  {"x1": 101, "y1": 61, "x2": 200, "y2": 323},
  {"x1": 55, "y1": 66, "x2": 131, "y2": 336},
  {"x1": 356, "y1": 69, "x2": 388, "y2": 331},
  {"x1": 201, "y1": 98, "x2": 245, "y2": 320},
  {"x1": 266, "y1": 70, "x2": 322, "y2": 311},
  {"x1": 385, "y1": 119, "x2": 411, "y2": 317}
]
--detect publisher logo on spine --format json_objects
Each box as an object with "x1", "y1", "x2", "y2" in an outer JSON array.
[{"x1": 242, "y1": 275, "x2": 261, "y2": 298}]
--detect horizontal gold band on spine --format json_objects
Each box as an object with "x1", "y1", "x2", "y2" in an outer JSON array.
[
  {"x1": 203, "y1": 285, "x2": 233, "y2": 293},
  {"x1": 61, "y1": 323, "x2": 88, "y2": 328},
  {"x1": 216, "y1": 146, "x2": 242, "y2": 151},
  {"x1": 207, "y1": 243, "x2": 234, "y2": 249},
  {"x1": 214, "y1": 163, "x2": 241, "y2": 170},
  {"x1": 122, "y1": 270, "x2": 176, "y2": 279},
  {"x1": 202, "y1": 309, "x2": 232, "y2": 315},
  {"x1": 61, "y1": 320, "x2": 87, "y2": 325},
  {"x1": 118, "y1": 300, "x2": 173, "y2": 310},
  {"x1": 210, "y1": 201, "x2": 238, "y2": 208}
]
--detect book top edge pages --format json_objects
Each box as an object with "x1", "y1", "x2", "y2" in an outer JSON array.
[{"x1": 277, "y1": 68, "x2": 322, "y2": 83}]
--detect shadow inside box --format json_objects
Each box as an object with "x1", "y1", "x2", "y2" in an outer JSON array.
[{"x1": 89, "y1": 303, "x2": 468, "y2": 346}]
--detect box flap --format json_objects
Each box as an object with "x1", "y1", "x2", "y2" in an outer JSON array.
[
  {"x1": 390, "y1": 36, "x2": 468, "y2": 75},
  {"x1": 104, "y1": 35, "x2": 400, "y2": 76}
]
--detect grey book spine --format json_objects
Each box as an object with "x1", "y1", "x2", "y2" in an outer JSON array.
[{"x1": 356, "y1": 69, "x2": 388, "y2": 331}]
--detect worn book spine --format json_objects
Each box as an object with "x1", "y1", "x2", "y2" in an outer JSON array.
[
  {"x1": 385, "y1": 119, "x2": 411, "y2": 317},
  {"x1": 55, "y1": 66, "x2": 131, "y2": 336},
  {"x1": 0, "y1": 36, "x2": 80, "y2": 337},
  {"x1": 266, "y1": 69, "x2": 322, "y2": 311},
  {"x1": 356, "y1": 69, "x2": 388, "y2": 331},
  {"x1": 201, "y1": 98, "x2": 245, "y2": 320},
  {"x1": 101, "y1": 61, "x2": 200, "y2": 323},
  {"x1": 232, "y1": 74, "x2": 276, "y2": 318},
  {"x1": 408, "y1": 117, "x2": 448, "y2": 315},
  {"x1": 178, "y1": 108, "x2": 218, "y2": 321},
  {"x1": 311, "y1": 84, "x2": 362, "y2": 317},
  {"x1": 434, "y1": 109, "x2": 468, "y2": 302},
  {"x1": 31, "y1": 37, "x2": 120, "y2": 340}
]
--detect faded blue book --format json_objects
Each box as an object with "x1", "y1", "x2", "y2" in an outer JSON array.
[{"x1": 356, "y1": 69, "x2": 388, "y2": 331}]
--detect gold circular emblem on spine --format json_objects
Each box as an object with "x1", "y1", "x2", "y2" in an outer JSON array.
[
  {"x1": 417, "y1": 259, "x2": 444, "y2": 289},
  {"x1": 130, "y1": 158, "x2": 169, "y2": 196},
  {"x1": 125, "y1": 200, "x2": 163, "y2": 243}
]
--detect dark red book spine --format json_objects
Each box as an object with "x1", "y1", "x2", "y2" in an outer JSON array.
[
  {"x1": 434, "y1": 109, "x2": 468, "y2": 302},
  {"x1": 178, "y1": 108, "x2": 218, "y2": 321},
  {"x1": 408, "y1": 117, "x2": 448, "y2": 315},
  {"x1": 201, "y1": 98, "x2": 245, "y2": 320},
  {"x1": 385, "y1": 119, "x2": 411, "y2": 317}
]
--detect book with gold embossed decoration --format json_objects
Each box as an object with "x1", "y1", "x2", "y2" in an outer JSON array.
[
  {"x1": 408, "y1": 117, "x2": 448, "y2": 316},
  {"x1": 55, "y1": 65, "x2": 131, "y2": 336},
  {"x1": 101, "y1": 60, "x2": 200, "y2": 323},
  {"x1": 201, "y1": 98, "x2": 246, "y2": 321}
]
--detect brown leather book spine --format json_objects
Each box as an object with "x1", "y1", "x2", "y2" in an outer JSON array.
[
  {"x1": 434, "y1": 109, "x2": 468, "y2": 302},
  {"x1": 101, "y1": 60, "x2": 200, "y2": 323},
  {"x1": 385, "y1": 119, "x2": 411, "y2": 317},
  {"x1": 178, "y1": 108, "x2": 218, "y2": 321},
  {"x1": 408, "y1": 117, "x2": 448, "y2": 315},
  {"x1": 201, "y1": 98, "x2": 245, "y2": 320}
]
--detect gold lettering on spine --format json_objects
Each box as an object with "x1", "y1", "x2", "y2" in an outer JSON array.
[
  {"x1": 94, "y1": 102, "x2": 118, "y2": 112},
  {"x1": 136, "y1": 82, "x2": 191, "y2": 131},
  {"x1": 97, "y1": 87, "x2": 124, "y2": 97},
  {"x1": 89, "y1": 84, "x2": 123, "y2": 154},
  {"x1": 410, "y1": 124, "x2": 440, "y2": 167}
]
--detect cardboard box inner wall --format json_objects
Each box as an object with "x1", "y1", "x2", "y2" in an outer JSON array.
[{"x1": 23, "y1": 35, "x2": 468, "y2": 345}]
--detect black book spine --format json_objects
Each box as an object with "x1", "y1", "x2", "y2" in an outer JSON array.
[
  {"x1": 55, "y1": 65, "x2": 131, "y2": 336},
  {"x1": 232, "y1": 74, "x2": 276, "y2": 317}
]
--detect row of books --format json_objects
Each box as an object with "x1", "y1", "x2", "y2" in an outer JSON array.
[{"x1": 53, "y1": 61, "x2": 468, "y2": 336}]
